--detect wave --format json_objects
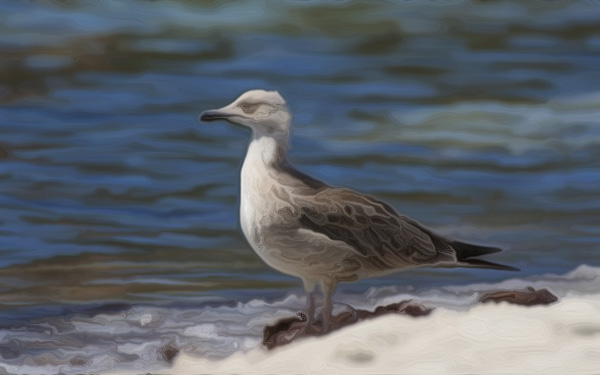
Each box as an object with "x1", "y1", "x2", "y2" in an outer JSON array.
[{"x1": 1, "y1": 264, "x2": 598, "y2": 374}]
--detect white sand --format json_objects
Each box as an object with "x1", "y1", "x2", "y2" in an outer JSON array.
[{"x1": 172, "y1": 293, "x2": 600, "y2": 374}]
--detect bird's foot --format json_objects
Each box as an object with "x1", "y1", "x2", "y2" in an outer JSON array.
[
  {"x1": 331, "y1": 308, "x2": 359, "y2": 326},
  {"x1": 296, "y1": 310, "x2": 308, "y2": 322},
  {"x1": 297, "y1": 310, "x2": 324, "y2": 334},
  {"x1": 311, "y1": 306, "x2": 360, "y2": 334}
]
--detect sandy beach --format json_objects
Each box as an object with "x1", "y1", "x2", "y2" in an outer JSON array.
[{"x1": 173, "y1": 292, "x2": 600, "y2": 374}]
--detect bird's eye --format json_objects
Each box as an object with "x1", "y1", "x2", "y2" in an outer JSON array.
[{"x1": 238, "y1": 103, "x2": 260, "y2": 114}]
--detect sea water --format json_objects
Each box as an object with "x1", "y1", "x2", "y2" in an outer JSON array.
[{"x1": 0, "y1": 1, "x2": 599, "y2": 373}]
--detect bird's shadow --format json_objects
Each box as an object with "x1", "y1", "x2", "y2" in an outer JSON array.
[{"x1": 262, "y1": 287, "x2": 558, "y2": 349}]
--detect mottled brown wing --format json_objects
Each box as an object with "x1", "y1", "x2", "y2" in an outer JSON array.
[{"x1": 293, "y1": 187, "x2": 451, "y2": 266}]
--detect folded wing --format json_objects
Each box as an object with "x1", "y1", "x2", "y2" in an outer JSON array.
[{"x1": 292, "y1": 187, "x2": 452, "y2": 268}]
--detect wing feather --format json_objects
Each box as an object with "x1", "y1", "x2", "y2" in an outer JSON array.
[{"x1": 291, "y1": 187, "x2": 446, "y2": 266}]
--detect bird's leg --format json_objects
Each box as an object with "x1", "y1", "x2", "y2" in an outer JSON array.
[
  {"x1": 302, "y1": 279, "x2": 317, "y2": 331},
  {"x1": 319, "y1": 278, "x2": 338, "y2": 333},
  {"x1": 305, "y1": 291, "x2": 316, "y2": 326}
]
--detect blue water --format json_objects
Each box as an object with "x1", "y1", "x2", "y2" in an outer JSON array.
[{"x1": 1, "y1": 0, "x2": 600, "y2": 373}]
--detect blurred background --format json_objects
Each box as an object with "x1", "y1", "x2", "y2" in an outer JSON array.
[{"x1": 1, "y1": 0, "x2": 600, "y2": 372}]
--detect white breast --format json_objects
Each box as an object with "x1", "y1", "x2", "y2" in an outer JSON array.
[{"x1": 239, "y1": 137, "x2": 279, "y2": 247}]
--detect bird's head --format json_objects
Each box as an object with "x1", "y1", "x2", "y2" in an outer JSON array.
[{"x1": 199, "y1": 90, "x2": 291, "y2": 141}]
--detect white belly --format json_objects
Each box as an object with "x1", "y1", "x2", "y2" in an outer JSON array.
[{"x1": 237, "y1": 137, "x2": 362, "y2": 282}]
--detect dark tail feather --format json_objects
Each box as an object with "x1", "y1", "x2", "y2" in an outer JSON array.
[
  {"x1": 453, "y1": 240, "x2": 502, "y2": 260},
  {"x1": 462, "y1": 258, "x2": 520, "y2": 272},
  {"x1": 453, "y1": 240, "x2": 520, "y2": 272}
]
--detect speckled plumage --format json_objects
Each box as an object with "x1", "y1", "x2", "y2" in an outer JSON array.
[{"x1": 200, "y1": 89, "x2": 517, "y2": 331}]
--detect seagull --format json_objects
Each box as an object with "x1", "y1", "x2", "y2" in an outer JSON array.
[{"x1": 199, "y1": 89, "x2": 519, "y2": 332}]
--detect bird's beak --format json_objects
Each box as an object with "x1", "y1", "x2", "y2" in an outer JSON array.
[{"x1": 198, "y1": 109, "x2": 230, "y2": 122}]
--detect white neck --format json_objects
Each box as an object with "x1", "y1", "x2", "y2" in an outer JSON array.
[
  {"x1": 245, "y1": 133, "x2": 286, "y2": 169},
  {"x1": 239, "y1": 133, "x2": 287, "y2": 241}
]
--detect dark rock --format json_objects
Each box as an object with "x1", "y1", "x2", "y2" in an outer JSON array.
[
  {"x1": 263, "y1": 300, "x2": 431, "y2": 349},
  {"x1": 479, "y1": 287, "x2": 558, "y2": 306},
  {"x1": 159, "y1": 342, "x2": 180, "y2": 364}
]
